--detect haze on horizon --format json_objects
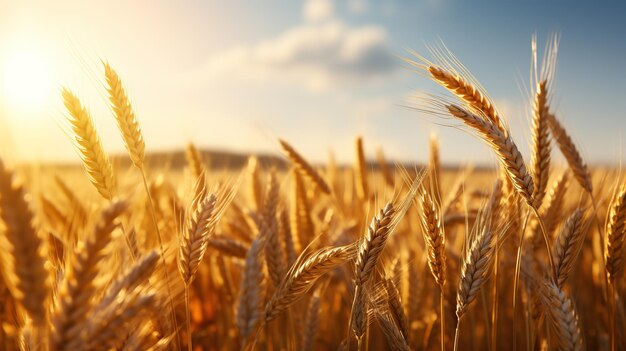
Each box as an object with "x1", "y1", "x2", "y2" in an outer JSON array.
[{"x1": 1, "y1": 0, "x2": 625, "y2": 166}]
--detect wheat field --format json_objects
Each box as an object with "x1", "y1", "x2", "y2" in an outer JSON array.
[{"x1": 0, "y1": 37, "x2": 624, "y2": 351}]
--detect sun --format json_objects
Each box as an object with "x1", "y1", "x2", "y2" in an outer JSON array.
[{"x1": 2, "y1": 48, "x2": 52, "y2": 110}]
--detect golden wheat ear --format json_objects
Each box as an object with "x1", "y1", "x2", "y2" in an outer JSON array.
[
  {"x1": 547, "y1": 113, "x2": 593, "y2": 194},
  {"x1": 264, "y1": 243, "x2": 357, "y2": 323},
  {"x1": 605, "y1": 185, "x2": 626, "y2": 282},
  {"x1": 529, "y1": 79, "x2": 551, "y2": 209},
  {"x1": 186, "y1": 142, "x2": 206, "y2": 180},
  {"x1": 539, "y1": 279, "x2": 584, "y2": 351},
  {"x1": 62, "y1": 88, "x2": 117, "y2": 201},
  {"x1": 354, "y1": 136, "x2": 369, "y2": 201},
  {"x1": 0, "y1": 159, "x2": 51, "y2": 327},
  {"x1": 236, "y1": 229, "x2": 267, "y2": 341},
  {"x1": 445, "y1": 104, "x2": 535, "y2": 205},
  {"x1": 418, "y1": 187, "x2": 446, "y2": 287},
  {"x1": 52, "y1": 200, "x2": 128, "y2": 350},
  {"x1": 103, "y1": 62, "x2": 146, "y2": 169},
  {"x1": 552, "y1": 209, "x2": 586, "y2": 288},
  {"x1": 279, "y1": 138, "x2": 331, "y2": 194}
]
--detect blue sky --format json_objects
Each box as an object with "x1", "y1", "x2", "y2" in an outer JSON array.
[{"x1": 1, "y1": 0, "x2": 625, "y2": 165}]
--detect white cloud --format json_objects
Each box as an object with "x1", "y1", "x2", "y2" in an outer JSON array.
[
  {"x1": 303, "y1": 0, "x2": 334, "y2": 22},
  {"x1": 204, "y1": 21, "x2": 398, "y2": 91}
]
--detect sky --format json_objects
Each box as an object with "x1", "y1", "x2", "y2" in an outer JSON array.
[{"x1": 1, "y1": 0, "x2": 625, "y2": 166}]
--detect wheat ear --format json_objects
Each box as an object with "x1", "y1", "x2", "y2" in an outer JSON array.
[
  {"x1": 456, "y1": 225, "x2": 499, "y2": 319},
  {"x1": 539, "y1": 172, "x2": 570, "y2": 237},
  {"x1": 52, "y1": 201, "x2": 128, "y2": 350},
  {"x1": 186, "y1": 142, "x2": 206, "y2": 180},
  {"x1": 605, "y1": 185, "x2": 626, "y2": 282},
  {"x1": 376, "y1": 147, "x2": 394, "y2": 187},
  {"x1": 0, "y1": 160, "x2": 51, "y2": 326},
  {"x1": 279, "y1": 139, "x2": 331, "y2": 194},
  {"x1": 178, "y1": 191, "x2": 217, "y2": 286},
  {"x1": 352, "y1": 202, "x2": 396, "y2": 338},
  {"x1": 446, "y1": 104, "x2": 534, "y2": 205},
  {"x1": 429, "y1": 132, "x2": 442, "y2": 202},
  {"x1": 355, "y1": 136, "x2": 369, "y2": 201},
  {"x1": 375, "y1": 310, "x2": 410, "y2": 351},
  {"x1": 428, "y1": 65, "x2": 505, "y2": 131},
  {"x1": 539, "y1": 279, "x2": 584, "y2": 351},
  {"x1": 419, "y1": 188, "x2": 446, "y2": 286},
  {"x1": 208, "y1": 237, "x2": 249, "y2": 258},
  {"x1": 265, "y1": 243, "x2": 357, "y2": 323},
  {"x1": 291, "y1": 168, "x2": 314, "y2": 246},
  {"x1": 62, "y1": 88, "x2": 116, "y2": 200},
  {"x1": 83, "y1": 287, "x2": 158, "y2": 351},
  {"x1": 530, "y1": 80, "x2": 551, "y2": 208},
  {"x1": 553, "y1": 209, "x2": 585, "y2": 288},
  {"x1": 103, "y1": 62, "x2": 145, "y2": 169},
  {"x1": 383, "y1": 278, "x2": 410, "y2": 343},
  {"x1": 547, "y1": 114, "x2": 592, "y2": 193},
  {"x1": 262, "y1": 171, "x2": 286, "y2": 287},
  {"x1": 236, "y1": 234, "x2": 266, "y2": 340},
  {"x1": 97, "y1": 250, "x2": 159, "y2": 311}
]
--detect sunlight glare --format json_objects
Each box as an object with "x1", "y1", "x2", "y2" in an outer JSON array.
[{"x1": 2, "y1": 48, "x2": 52, "y2": 110}]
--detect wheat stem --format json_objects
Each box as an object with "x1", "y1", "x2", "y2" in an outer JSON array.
[
  {"x1": 453, "y1": 315, "x2": 461, "y2": 351},
  {"x1": 440, "y1": 286, "x2": 446, "y2": 351},
  {"x1": 512, "y1": 209, "x2": 531, "y2": 351},
  {"x1": 184, "y1": 285, "x2": 192, "y2": 351},
  {"x1": 140, "y1": 168, "x2": 180, "y2": 350}
]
